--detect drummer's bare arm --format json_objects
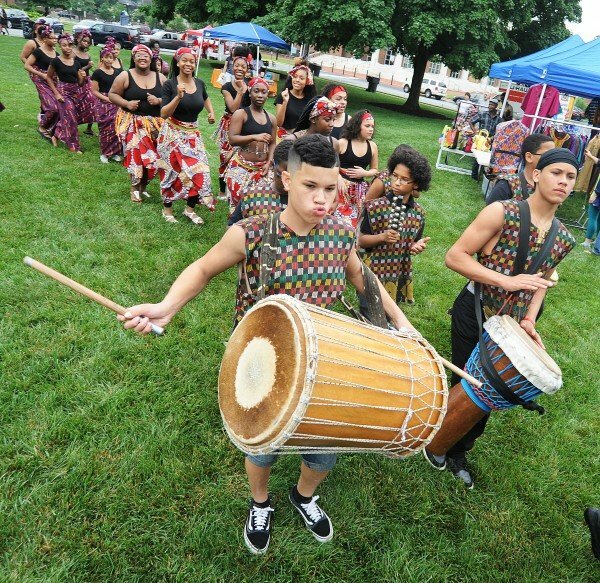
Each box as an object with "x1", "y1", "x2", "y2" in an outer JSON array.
[
  {"x1": 346, "y1": 250, "x2": 414, "y2": 331},
  {"x1": 445, "y1": 202, "x2": 555, "y2": 294},
  {"x1": 521, "y1": 285, "x2": 548, "y2": 349},
  {"x1": 118, "y1": 226, "x2": 247, "y2": 335}
]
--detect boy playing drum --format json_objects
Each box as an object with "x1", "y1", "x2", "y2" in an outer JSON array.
[
  {"x1": 424, "y1": 148, "x2": 577, "y2": 489},
  {"x1": 119, "y1": 135, "x2": 414, "y2": 554}
]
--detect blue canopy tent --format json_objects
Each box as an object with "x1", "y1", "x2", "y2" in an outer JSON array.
[
  {"x1": 203, "y1": 22, "x2": 290, "y2": 75},
  {"x1": 510, "y1": 37, "x2": 600, "y2": 86},
  {"x1": 543, "y1": 42, "x2": 600, "y2": 99},
  {"x1": 488, "y1": 35, "x2": 584, "y2": 81}
]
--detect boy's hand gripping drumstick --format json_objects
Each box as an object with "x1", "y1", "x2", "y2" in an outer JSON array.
[{"x1": 23, "y1": 256, "x2": 164, "y2": 336}]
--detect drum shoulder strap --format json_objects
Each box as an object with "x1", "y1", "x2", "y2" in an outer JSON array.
[
  {"x1": 256, "y1": 212, "x2": 281, "y2": 301},
  {"x1": 515, "y1": 200, "x2": 530, "y2": 276},
  {"x1": 360, "y1": 263, "x2": 387, "y2": 328}
]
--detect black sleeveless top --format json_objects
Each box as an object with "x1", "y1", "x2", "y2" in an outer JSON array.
[
  {"x1": 91, "y1": 68, "x2": 118, "y2": 94},
  {"x1": 330, "y1": 113, "x2": 349, "y2": 139},
  {"x1": 32, "y1": 47, "x2": 56, "y2": 72},
  {"x1": 75, "y1": 54, "x2": 91, "y2": 76},
  {"x1": 221, "y1": 81, "x2": 251, "y2": 113},
  {"x1": 241, "y1": 106, "x2": 273, "y2": 135},
  {"x1": 123, "y1": 70, "x2": 162, "y2": 117},
  {"x1": 340, "y1": 140, "x2": 372, "y2": 181},
  {"x1": 51, "y1": 56, "x2": 81, "y2": 84}
]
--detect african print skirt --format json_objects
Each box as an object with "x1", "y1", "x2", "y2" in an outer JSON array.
[
  {"x1": 95, "y1": 94, "x2": 120, "y2": 157},
  {"x1": 213, "y1": 112, "x2": 234, "y2": 178},
  {"x1": 115, "y1": 109, "x2": 163, "y2": 185},
  {"x1": 157, "y1": 117, "x2": 215, "y2": 208},
  {"x1": 31, "y1": 70, "x2": 59, "y2": 135},
  {"x1": 54, "y1": 81, "x2": 82, "y2": 151},
  {"x1": 332, "y1": 178, "x2": 369, "y2": 229},
  {"x1": 77, "y1": 77, "x2": 97, "y2": 125},
  {"x1": 224, "y1": 150, "x2": 273, "y2": 213}
]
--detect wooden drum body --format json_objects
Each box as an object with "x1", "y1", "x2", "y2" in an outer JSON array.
[{"x1": 218, "y1": 296, "x2": 448, "y2": 458}]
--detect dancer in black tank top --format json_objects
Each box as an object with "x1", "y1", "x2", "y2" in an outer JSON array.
[
  {"x1": 109, "y1": 44, "x2": 166, "y2": 202},
  {"x1": 74, "y1": 29, "x2": 96, "y2": 136},
  {"x1": 215, "y1": 56, "x2": 250, "y2": 198},
  {"x1": 157, "y1": 47, "x2": 216, "y2": 224},
  {"x1": 225, "y1": 77, "x2": 277, "y2": 214},
  {"x1": 23, "y1": 25, "x2": 59, "y2": 139},
  {"x1": 334, "y1": 109, "x2": 379, "y2": 228},
  {"x1": 91, "y1": 45, "x2": 122, "y2": 163}
]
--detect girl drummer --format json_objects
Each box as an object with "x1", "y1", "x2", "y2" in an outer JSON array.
[
  {"x1": 109, "y1": 45, "x2": 166, "y2": 202},
  {"x1": 23, "y1": 25, "x2": 59, "y2": 140},
  {"x1": 215, "y1": 56, "x2": 250, "y2": 199},
  {"x1": 157, "y1": 47, "x2": 216, "y2": 224},
  {"x1": 274, "y1": 64, "x2": 316, "y2": 138},
  {"x1": 90, "y1": 45, "x2": 122, "y2": 163},
  {"x1": 225, "y1": 77, "x2": 277, "y2": 213}
]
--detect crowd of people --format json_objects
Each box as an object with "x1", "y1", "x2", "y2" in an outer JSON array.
[{"x1": 15, "y1": 22, "x2": 599, "y2": 560}]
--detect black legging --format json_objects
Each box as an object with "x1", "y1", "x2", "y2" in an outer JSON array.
[{"x1": 163, "y1": 195, "x2": 199, "y2": 209}]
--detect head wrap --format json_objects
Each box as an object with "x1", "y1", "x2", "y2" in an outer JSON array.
[
  {"x1": 289, "y1": 65, "x2": 314, "y2": 86},
  {"x1": 248, "y1": 77, "x2": 270, "y2": 91},
  {"x1": 132, "y1": 44, "x2": 153, "y2": 58},
  {"x1": 38, "y1": 25, "x2": 53, "y2": 39},
  {"x1": 309, "y1": 97, "x2": 338, "y2": 120},
  {"x1": 100, "y1": 45, "x2": 115, "y2": 59},
  {"x1": 326, "y1": 85, "x2": 346, "y2": 98},
  {"x1": 74, "y1": 29, "x2": 91, "y2": 42},
  {"x1": 361, "y1": 111, "x2": 374, "y2": 122},
  {"x1": 34, "y1": 18, "x2": 46, "y2": 27},
  {"x1": 174, "y1": 47, "x2": 195, "y2": 62},
  {"x1": 233, "y1": 55, "x2": 249, "y2": 67},
  {"x1": 536, "y1": 147, "x2": 579, "y2": 173},
  {"x1": 57, "y1": 33, "x2": 74, "y2": 45},
  {"x1": 106, "y1": 36, "x2": 117, "y2": 46}
]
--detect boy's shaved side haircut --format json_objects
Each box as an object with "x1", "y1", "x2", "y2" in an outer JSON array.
[{"x1": 287, "y1": 134, "x2": 339, "y2": 175}]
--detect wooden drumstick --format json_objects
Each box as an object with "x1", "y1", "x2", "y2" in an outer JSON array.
[
  {"x1": 439, "y1": 357, "x2": 482, "y2": 389},
  {"x1": 23, "y1": 256, "x2": 164, "y2": 336}
]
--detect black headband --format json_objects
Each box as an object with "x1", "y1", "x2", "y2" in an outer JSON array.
[{"x1": 536, "y1": 147, "x2": 579, "y2": 172}]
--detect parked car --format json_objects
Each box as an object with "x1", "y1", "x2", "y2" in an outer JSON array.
[
  {"x1": 73, "y1": 19, "x2": 103, "y2": 35},
  {"x1": 138, "y1": 24, "x2": 151, "y2": 35},
  {"x1": 89, "y1": 23, "x2": 140, "y2": 49},
  {"x1": 22, "y1": 17, "x2": 64, "y2": 38},
  {"x1": 402, "y1": 78, "x2": 447, "y2": 100},
  {"x1": 57, "y1": 10, "x2": 77, "y2": 19},
  {"x1": 141, "y1": 30, "x2": 186, "y2": 50},
  {"x1": 5, "y1": 8, "x2": 29, "y2": 29}
]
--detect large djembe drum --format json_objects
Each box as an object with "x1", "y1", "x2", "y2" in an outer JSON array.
[{"x1": 218, "y1": 295, "x2": 448, "y2": 458}]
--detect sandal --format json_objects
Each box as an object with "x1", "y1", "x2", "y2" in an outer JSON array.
[
  {"x1": 182, "y1": 209, "x2": 204, "y2": 225},
  {"x1": 38, "y1": 127, "x2": 51, "y2": 140},
  {"x1": 162, "y1": 210, "x2": 178, "y2": 223},
  {"x1": 130, "y1": 190, "x2": 142, "y2": 203}
]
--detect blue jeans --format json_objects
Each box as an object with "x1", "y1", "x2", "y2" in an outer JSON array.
[
  {"x1": 593, "y1": 230, "x2": 600, "y2": 255},
  {"x1": 246, "y1": 452, "x2": 337, "y2": 472},
  {"x1": 586, "y1": 203, "x2": 600, "y2": 240}
]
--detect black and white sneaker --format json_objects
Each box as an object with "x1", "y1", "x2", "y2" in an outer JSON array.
[
  {"x1": 243, "y1": 501, "x2": 274, "y2": 555},
  {"x1": 289, "y1": 489, "x2": 333, "y2": 543},
  {"x1": 447, "y1": 454, "x2": 475, "y2": 490},
  {"x1": 423, "y1": 448, "x2": 447, "y2": 470}
]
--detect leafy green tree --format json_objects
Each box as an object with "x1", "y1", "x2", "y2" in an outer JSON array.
[
  {"x1": 149, "y1": 0, "x2": 266, "y2": 25},
  {"x1": 260, "y1": 0, "x2": 581, "y2": 113}
]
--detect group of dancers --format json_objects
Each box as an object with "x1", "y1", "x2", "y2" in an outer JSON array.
[{"x1": 18, "y1": 27, "x2": 596, "y2": 558}]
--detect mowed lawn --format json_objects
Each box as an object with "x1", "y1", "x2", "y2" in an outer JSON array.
[{"x1": 0, "y1": 37, "x2": 598, "y2": 582}]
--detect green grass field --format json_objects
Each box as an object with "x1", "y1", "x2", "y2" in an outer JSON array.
[{"x1": 0, "y1": 36, "x2": 598, "y2": 582}]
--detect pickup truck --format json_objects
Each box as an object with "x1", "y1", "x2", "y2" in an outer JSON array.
[{"x1": 140, "y1": 31, "x2": 186, "y2": 50}]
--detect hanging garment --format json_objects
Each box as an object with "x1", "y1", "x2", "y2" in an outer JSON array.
[
  {"x1": 488, "y1": 120, "x2": 529, "y2": 176},
  {"x1": 575, "y1": 134, "x2": 600, "y2": 193},
  {"x1": 521, "y1": 84, "x2": 561, "y2": 129}
]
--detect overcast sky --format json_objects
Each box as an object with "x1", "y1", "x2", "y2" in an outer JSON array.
[{"x1": 567, "y1": 0, "x2": 599, "y2": 41}]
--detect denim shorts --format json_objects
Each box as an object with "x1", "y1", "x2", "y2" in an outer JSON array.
[{"x1": 246, "y1": 452, "x2": 337, "y2": 472}]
